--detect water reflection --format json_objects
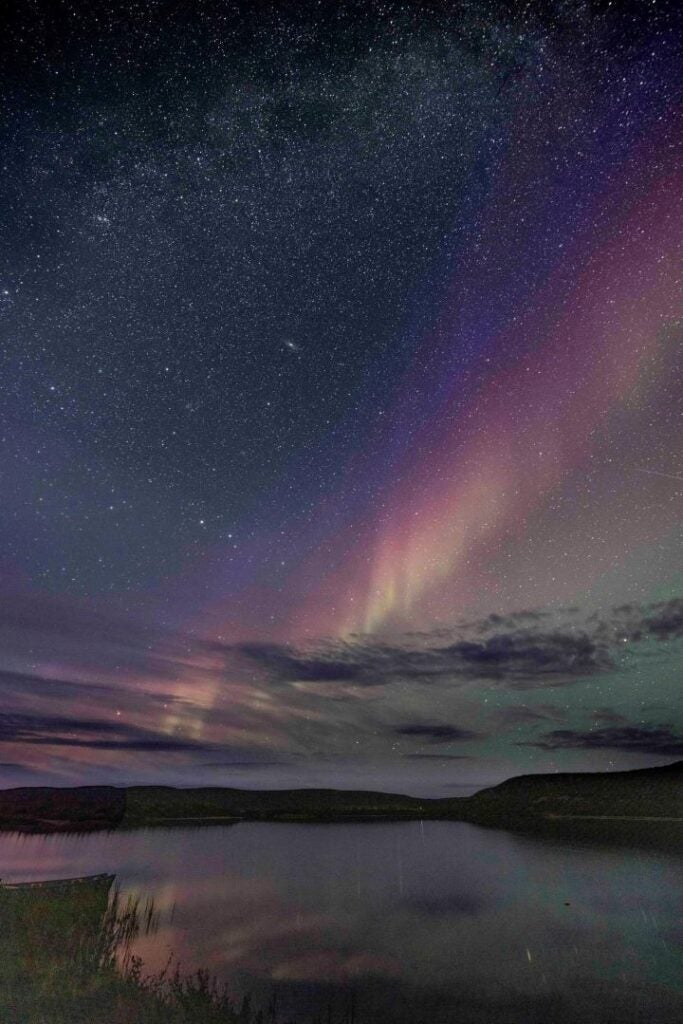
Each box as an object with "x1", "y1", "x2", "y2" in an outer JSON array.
[{"x1": 0, "y1": 821, "x2": 681, "y2": 1023}]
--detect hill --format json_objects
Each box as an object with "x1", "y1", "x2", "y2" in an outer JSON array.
[
  {"x1": 0, "y1": 761, "x2": 680, "y2": 834},
  {"x1": 461, "y1": 759, "x2": 683, "y2": 823}
]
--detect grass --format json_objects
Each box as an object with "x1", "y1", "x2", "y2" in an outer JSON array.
[{"x1": 0, "y1": 875, "x2": 280, "y2": 1024}]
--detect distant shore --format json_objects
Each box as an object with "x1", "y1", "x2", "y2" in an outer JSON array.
[{"x1": 0, "y1": 760, "x2": 680, "y2": 838}]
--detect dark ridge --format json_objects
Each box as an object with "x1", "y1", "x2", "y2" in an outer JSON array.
[{"x1": 0, "y1": 761, "x2": 680, "y2": 834}]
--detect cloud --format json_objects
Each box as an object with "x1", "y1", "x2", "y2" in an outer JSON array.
[
  {"x1": 438, "y1": 630, "x2": 611, "y2": 683},
  {"x1": 591, "y1": 597, "x2": 683, "y2": 643},
  {"x1": 520, "y1": 724, "x2": 683, "y2": 756},
  {"x1": 0, "y1": 668, "x2": 154, "y2": 706},
  {"x1": 189, "y1": 759, "x2": 295, "y2": 769},
  {"x1": 235, "y1": 643, "x2": 365, "y2": 683},
  {"x1": 0, "y1": 761, "x2": 36, "y2": 773},
  {"x1": 236, "y1": 634, "x2": 597, "y2": 688},
  {"x1": 642, "y1": 597, "x2": 683, "y2": 640},
  {"x1": 235, "y1": 597, "x2": 682, "y2": 694},
  {"x1": 591, "y1": 708, "x2": 629, "y2": 725},
  {"x1": 0, "y1": 712, "x2": 212, "y2": 752},
  {"x1": 394, "y1": 724, "x2": 479, "y2": 743},
  {"x1": 492, "y1": 704, "x2": 567, "y2": 725},
  {"x1": 476, "y1": 609, "x2": 552, "y2": 629},
  {"x1": 236, "y1": 627, "x2": 611, "y2": 690},
  {"x1": 402, "y1": 753, "x2": 473, "y2": 760},
  {"x1": 0, "y1": 592, "x2": 680, "y2": 773}
]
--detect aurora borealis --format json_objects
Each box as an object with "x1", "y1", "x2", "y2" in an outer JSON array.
[{"x1": 0, "y1": 0, "x2": 681, "y2": 792}]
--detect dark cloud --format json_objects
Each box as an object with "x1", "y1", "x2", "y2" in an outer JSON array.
[
  {"x1": 438, "y1": 630, "x2": 611, "y2": 683},
  {"x1": 0, "y1": 712, "x2": 210, "y2": 752},
  {"x1": 642, "y1": 598, "x2": 683, "y2": 640},
  {"x1": 0, "y1": 668, "x2": 133, "y2": 704},
  {"x1": 235, "y1": 597, "x2": 682, "y2": 693},
  {"x1": 0, "y1": 669, "x2": 195, "y2": 726},
  {"x1": 402, "y1": 753, "x2": 473, "y2": 760},
  {"x1": 590, "y1": 597, "x2": 683, "y2": 643},
  {"x1": 0, "y1": 668, "x2": 193, "y2": 708},
  {"x1": 191, "y1": 759, "x2": 295, "y2": 769},
  {"x1": 477, "y1": 609, "x2": 552, "y2": 630},
  {"x1": 237, "y1": 627, "x2": 611, "y2": 690},
  {"x1": 394, "y1": 724, "x2": 479, "y2": 743},
  {"x1": 234, "y1": 643, "x2": 365, "y2": 683},
  {"x1": 492, "y1": 704, "x2": 567, "y2": 725},
  {"x1": 592, "y1": 708, "x2": 629, "y2": 725},
  {"x1": 520, "y1": 724, "x2": 683, "y2": 756}
]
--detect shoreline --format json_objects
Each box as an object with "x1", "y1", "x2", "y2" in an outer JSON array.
[{"x1": 1, "y1": 760, "x2": 680, "y2": 838}]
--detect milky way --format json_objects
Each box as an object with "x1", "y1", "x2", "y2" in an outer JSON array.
[{"x1": 0, "y1": 1, "x2": 681, "y2": 790}]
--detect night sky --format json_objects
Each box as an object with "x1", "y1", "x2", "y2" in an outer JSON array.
[{"x1": 1, "y1": 0, "x2": 681, "y2": 794}]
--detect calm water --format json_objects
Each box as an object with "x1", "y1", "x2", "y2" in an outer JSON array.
[{"x1": 1, "y1": 820, "x2": 682, "y2": 1023}]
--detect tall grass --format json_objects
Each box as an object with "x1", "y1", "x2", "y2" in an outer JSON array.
[{"x1": 0, "y1": 876, "x2": 274, "y2": 1023}]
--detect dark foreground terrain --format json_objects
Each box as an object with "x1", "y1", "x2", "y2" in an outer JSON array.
[
  {"x1": 0, "y1": 760, "x2": 680, "y2": 835},
  {"x1": 0, "y1": 873, "x2": 277, "y2": 1024},
  {"x1": 1, "y1": 785, "x2": 681, "y2": 1023}
]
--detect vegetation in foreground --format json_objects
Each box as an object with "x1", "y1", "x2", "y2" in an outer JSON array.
[{"x1": 0, "y1": 875, "x2": 285, "y2": 1024}]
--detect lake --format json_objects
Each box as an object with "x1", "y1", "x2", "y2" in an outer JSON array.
[{"x1": 1, "y1": 820, "x2": 681, "y2": 1023}]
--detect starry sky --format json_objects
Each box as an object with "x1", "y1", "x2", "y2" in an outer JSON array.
[{"x1": 1, "y1": 0, "x2": 681, "y2": 794}]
